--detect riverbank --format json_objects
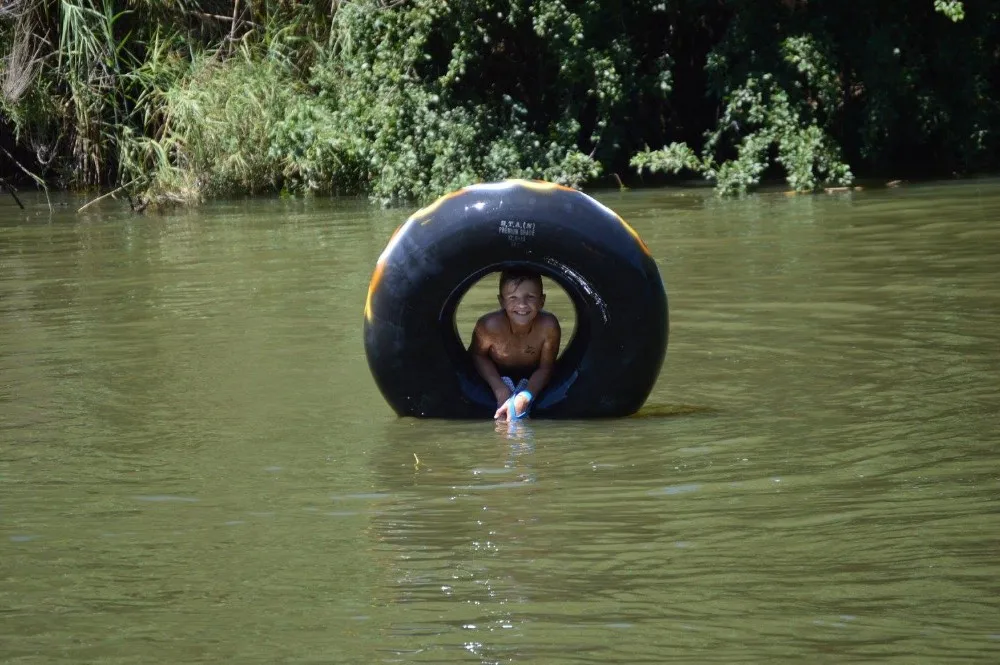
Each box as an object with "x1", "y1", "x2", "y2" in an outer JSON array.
[{"x1": 2, "y1": 0, "x2": 994, "y2": 207}]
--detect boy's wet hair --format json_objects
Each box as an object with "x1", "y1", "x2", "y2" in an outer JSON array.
[{"x1": 499, "y1": 268, "x2": 543, "y2": 294}]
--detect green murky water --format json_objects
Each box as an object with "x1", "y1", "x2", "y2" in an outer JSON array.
[{"x1": 2, "y1": 181, "x2": 999, "y2": 663}]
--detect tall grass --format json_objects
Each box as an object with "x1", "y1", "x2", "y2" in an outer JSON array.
[
  {"x1": 123, "y1": 43, "x2": 299, "y2": 204},
  {"x1": 2, "y1": 0, "x2": 324, "y2": 200}
]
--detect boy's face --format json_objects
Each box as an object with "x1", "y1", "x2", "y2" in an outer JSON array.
[{"x1": 499, "y1": 278, "x2": 545, "y2": 327}]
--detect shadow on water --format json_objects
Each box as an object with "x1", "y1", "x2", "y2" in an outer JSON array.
[{"x1": 629, "y1": 402, "x2": 719, "y2": 418}]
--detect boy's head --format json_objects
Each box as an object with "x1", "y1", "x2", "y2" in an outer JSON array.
[{"x1": 498, "y1": 269, "x2": 545, "y2": 326}]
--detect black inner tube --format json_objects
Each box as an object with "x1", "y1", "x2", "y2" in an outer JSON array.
[{"x1": 364, "y1": 180, "x2": 668, "y2": 419}]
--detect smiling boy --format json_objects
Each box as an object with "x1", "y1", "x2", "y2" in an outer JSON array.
[{"x1": 470, "y1": 269, "x2": 561, "y2": 420}]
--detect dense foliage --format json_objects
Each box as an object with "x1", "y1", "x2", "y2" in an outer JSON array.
[{"x1": 0, "y1": 0, "x2": 996, "y2": 205}]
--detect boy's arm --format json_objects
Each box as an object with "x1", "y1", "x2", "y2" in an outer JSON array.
[
  {"x1": 500, "y1": 317, "x2": 560, "y2": 420},
  {"x1": 471, "y1": 320, "x2": 513, "y2": 405},
  {"x1": 524, "y1": 317, "x2": 562, "y2": 399}
]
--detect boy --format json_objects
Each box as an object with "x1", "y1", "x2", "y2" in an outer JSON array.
[{"x1": 470, "y1": 269, "x2": 561, "y2": 420}]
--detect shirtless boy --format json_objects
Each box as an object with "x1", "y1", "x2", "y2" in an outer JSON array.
[{"x1": 470, "y1": 269, "x2": 561, "y2": 420}]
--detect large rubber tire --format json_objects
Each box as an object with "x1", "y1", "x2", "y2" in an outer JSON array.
[{"x1": 363, "y1": 179, "x2": 668, "y2": 418}]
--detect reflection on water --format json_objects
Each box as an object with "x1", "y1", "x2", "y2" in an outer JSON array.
[
  {"x1": 2, "y1": 182, "x2": 1000, "y2": 663},
  {"x1": 496, "y1": 420, "x2": 536, "y2": 476}
]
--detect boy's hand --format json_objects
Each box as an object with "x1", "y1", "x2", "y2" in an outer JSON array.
[
  {"x1": 494, "y1": 399, "x2": 512, "y2": 421},
  {"x1": 494, "y1": 392, "x2": 530, "y2": 420}
]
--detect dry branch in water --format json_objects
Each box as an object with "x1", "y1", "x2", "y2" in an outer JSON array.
[
  {"x1": 0, "y1": 176, "x2": 25, "y2": 209},
  {"x1": 0, "y1": 144, "x2": 52, "y2": 212},
  {"x1": 77, "y1": 178, "x2": 142, "y2": 213}
]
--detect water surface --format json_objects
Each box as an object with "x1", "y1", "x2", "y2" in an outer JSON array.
[{"x1": 2, "y1": 181, "x2": 999, "y2": 663}]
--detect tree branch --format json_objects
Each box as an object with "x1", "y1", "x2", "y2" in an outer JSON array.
[
  {"x1": 0, "y1": 176, "x2": 25, "y2": 209},
  {"x1": 0, "y1": 145, "x2": 51, "y2": 212},
  {"x1": 77, "y1": 178, "x2": 142, "y2": 213}
]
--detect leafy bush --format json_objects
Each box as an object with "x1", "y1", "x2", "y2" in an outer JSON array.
[
  {"x1": 283, "y1": 0, "x2": 608, "y2": 204},
  {"x1": 632, "y1": 33, "x2": 853, "y2": 194}
]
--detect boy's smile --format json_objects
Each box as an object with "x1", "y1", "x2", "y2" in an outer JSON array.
[{"x1": 499, "y1": 279, "x2": 545, "y2": 330}]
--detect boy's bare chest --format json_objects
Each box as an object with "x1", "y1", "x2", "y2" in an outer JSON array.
[{"x1": 490, "y1": 334, "x2": 542, "y2": 363}]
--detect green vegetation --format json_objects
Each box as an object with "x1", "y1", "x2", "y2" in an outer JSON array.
[{"x1": 1, "y1": 0, "x2": 996, "y2": 206}]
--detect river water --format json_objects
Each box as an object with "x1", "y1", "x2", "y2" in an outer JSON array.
[{"x1": 2, "y1": 181, "x2": 998, "y2": 663}]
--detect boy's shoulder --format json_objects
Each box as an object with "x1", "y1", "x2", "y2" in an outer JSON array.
[
  {"x1": 475, "y1": 310, "x2": 508, "y2": 332},
  {"x1": 534, "y1": 311, "x2": 560, "y2": 331},
  {"x1": 539, "y1": 310, "x2": 559, "y2": 324}
]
